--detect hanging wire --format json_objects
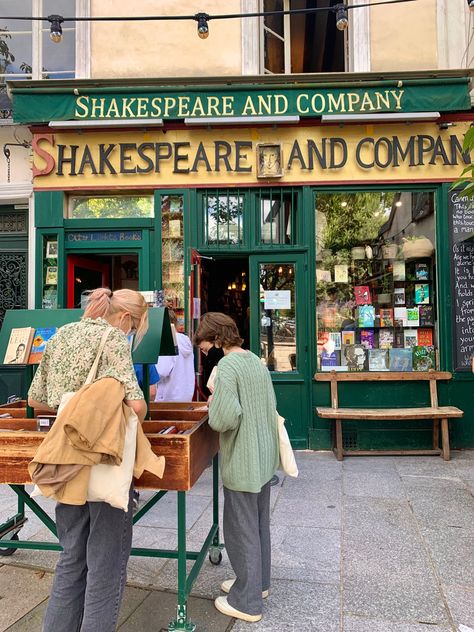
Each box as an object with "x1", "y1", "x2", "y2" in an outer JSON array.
[{"x1": 0, "y1": 0, "x2": 418, "y2": 26}]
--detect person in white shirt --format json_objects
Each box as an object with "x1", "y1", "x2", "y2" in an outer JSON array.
[{"x1": 155, "y1": 310, "x2": 195, "y2": 401}]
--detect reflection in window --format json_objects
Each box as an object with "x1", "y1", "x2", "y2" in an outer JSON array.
[
  {"x1": 258, "y1": 189, "x2": 296, "y2": 245},
  {"x1": 0, "y1": 0, "x2": 76, "y2": 80},
  {"x1": 69, "y1": 196, "x2": 154, "y2": 219},
  {"x1": 259, "y1": 263, "x2": 296, "y2": 372},
  {"x1": 315, "y1": 191, "x2": 437, "y2": 373},
  {"x1": 161, "y1": 195, "x2": 185, "y2": 330},
  {"x1": 204, "y1": 191, "x2": 244, "y2": 245}
]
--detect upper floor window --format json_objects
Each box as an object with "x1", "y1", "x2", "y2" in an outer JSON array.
[
  {"x1": 262, "y1": 0, "x2": 345, "y2": 74},
  {"x1": 0, "y1": 0, "x2": 77, "y2": 80}
]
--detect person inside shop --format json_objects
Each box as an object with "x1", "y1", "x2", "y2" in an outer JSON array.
[
  {"x1": 194, "y1": 312, "x2": 279, "y2": 623},
  {"x1": 134, "y1": 363, "x2": 160, "y2": 401},
  {"x1": 155, "y1": 310, "x2": 195, "y2": 401},
  {"x1": 27, "y1": 287, "x2": 148, "y2": 632}
]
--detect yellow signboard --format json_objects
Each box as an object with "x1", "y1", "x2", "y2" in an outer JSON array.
[{"x1": 32, "y1": 122, "x2": 472, "y2": 189}]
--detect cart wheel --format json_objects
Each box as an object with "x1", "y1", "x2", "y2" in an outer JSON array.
[
  {"x1": 209, "y1": 549, "x2": 222, "y2": 565},
  {"x1": 0, "y1": 533, "x2": 19, "y2": 557}
]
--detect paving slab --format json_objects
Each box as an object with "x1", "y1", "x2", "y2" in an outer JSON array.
[
  {"x1": 0, "y1": 566, "x2": 52, "y2": 631},
  {"x1": 442, "y1": 584, "x2": 474, "y2": 631},
  {"x1": 343, "y1": 616, "x2": 454, "y2": 632}
]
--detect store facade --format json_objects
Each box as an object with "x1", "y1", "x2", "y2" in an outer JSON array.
[{"x1": 8, "y1": 71, "x2": 474, "y2": 449}]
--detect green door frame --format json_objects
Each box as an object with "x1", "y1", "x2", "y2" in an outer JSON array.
[{"x1": 249, "y1": 252, "x2": 310, "y2": 448}]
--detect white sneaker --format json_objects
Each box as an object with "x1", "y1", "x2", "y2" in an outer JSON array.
[
  {"x1": 214, "y1": 596, "x2": 262, "y2": 622},
  {"x1": 220, "y1": 578, "x2": 269, "y2": 599}
]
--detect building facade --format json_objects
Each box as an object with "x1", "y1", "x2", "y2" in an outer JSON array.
[{"x1": 1, "y1": 0, "x2": 474, "y2": 449}]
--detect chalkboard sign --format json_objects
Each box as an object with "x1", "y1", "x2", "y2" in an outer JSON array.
[{"x1": 449, "y1": 189, "x2": 474, "y2": 371}]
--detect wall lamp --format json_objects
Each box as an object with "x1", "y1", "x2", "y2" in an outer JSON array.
[
  {"x1": 184, "y1": 115, "x2": 300, "y2": 126},
  {"x1": 321, "y1": 112, "x2": 441, "y2": 123},
  {"x1": 48, "y1": 118, "x2": 164, "y2": 128}
]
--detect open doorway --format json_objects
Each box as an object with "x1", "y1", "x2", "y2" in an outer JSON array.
[
  {"x1": 200, "y1": 256, "x2": 250, "y2": 348},
  {"x1": 67, "y1": 253, "x2": 139, "y2": 308}
]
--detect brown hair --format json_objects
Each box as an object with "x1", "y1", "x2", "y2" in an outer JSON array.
[
  {"x1": 83, "y1": 288, "x2": 149, "y2": 344},
  {"x1": 193, "y1": 312, "x2": 243, "y2": 348},
  {"x1": 167, "y1": 309, "x2": 177, "y2": 326}
]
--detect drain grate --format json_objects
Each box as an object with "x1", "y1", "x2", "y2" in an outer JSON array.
[{"x1": 342, "y1": 429, "x2": 358, "y2": 450}]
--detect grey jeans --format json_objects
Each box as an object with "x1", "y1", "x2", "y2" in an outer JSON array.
[
  {"x1": 223, "y1": 481, "x2": 271, "y2": 616},
  {"x1": 43, "y1": 490, "x2": 133, "y2": 632}
]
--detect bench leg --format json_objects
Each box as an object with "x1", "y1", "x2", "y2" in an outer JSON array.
[
  {"x1": 432, "y1": 419, "x2": 440, "y2": 451},
  {"x1": 441, "y1": 418, "x2": 450, "y2": 461},
  {"x1": 334, "y1": 420, "x2": 343, "y2": 461}
]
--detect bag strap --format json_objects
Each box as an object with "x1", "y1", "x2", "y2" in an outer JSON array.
[{"x1": 85, "y1": 327, "x2": 114, "y2": 385}]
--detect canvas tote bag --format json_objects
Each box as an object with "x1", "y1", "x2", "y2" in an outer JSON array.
[
  {"x1": 277, "y1": 413, "x2": 299, "y2": 477},
  {"x1": 33, "y1": 327, "x2": 137, "y2": 511}
]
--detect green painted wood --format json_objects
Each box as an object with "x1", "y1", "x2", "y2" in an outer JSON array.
[
  {"x1": 35, "y1": 192, "x2": 63, "y2": 228},
  {"x1": 0, "y1": 308, "x2": 176, "y2": 365}
]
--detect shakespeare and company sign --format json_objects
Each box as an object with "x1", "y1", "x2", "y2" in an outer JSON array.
[
  {"x1": 31, "y1": 122, "x2": 472, "y2": 189},
  {"x1": 11, "y1": 80, "x2": 472, "y2": 124}
]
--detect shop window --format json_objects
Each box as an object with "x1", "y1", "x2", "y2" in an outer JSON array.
[
  {"x1": 258, "y1": 189, "x2": 297, "y2": 245},
  {"x1": 161, "y1": 194, "x2": 184, "y2": 329},
  {"x1": 262, "y1": 0, "x2": 345, "y2": 74},
  {"x1": 42, "y1": 235, "x2": 58, "y2": 309},
  {"x1": 68, "y1": 195, "x2": 154, "y2": 219},
  {"x1": 315, "y1": 191, "x2": 437, "y2": 373},
  {"x1": 203, "y1": 190, "x2": 245, "y2": 246},
  {"x1": 0, "y1": 0, "x2": 80, "y2": 80}
]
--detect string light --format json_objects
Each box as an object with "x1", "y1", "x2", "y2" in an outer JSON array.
[
  {"x1": 0, "y1": 1, "x2": 418, "y2": 41},
  {"x1": 48, "y1": 15, "x2": 63, "y2": 43},
  {"x1": 468, "y1": 0, "x2": 474, "y2": 10}
]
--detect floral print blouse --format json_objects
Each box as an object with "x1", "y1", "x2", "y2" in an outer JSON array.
[{"x1": 28, "y1": 317, "x2": 143, "y2": 410}]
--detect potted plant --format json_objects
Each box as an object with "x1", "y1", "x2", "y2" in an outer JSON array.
[
  {"x1": 402, "y1": 235, "x2": 434, "y2": 260},
  {"x1": 351, "y1": 245, "x2": 366, "y2": 260},
  {"x1": 376, "y1": 272, "x2": 392, "y2": 304},
  {"x1": 381, "y1": 241, "x2": 399, "y2": 260}
]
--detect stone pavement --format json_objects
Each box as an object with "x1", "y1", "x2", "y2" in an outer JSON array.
[{"x1": 0, "y1": 450, "x2": 473, "y2": 632}]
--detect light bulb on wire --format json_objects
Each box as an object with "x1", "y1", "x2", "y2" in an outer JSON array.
[
  {"x1": 196, "y1": 13, "x2": 209, "y2": 39},
  {"x1": 469, "y1": 0, "x2": 474, "y2": 11},
  {"x1": 335, "y1": 6, "x2": 348, "y2": 31},
  {"x1": 48, "y1": 14, "x2": 63, "y2": 43}
]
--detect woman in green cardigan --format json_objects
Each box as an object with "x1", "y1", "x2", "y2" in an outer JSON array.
[{"x1": 194, "y1": 312, "x2": 279, "y2": 623}]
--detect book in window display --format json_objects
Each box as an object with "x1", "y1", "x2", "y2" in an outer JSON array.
[
  {"x1": 358, "y1": 305, "x2": 375, "y2": 328},
  {"x1": 368, "y1": 348, "x2": 389, "y2": 371},
  {"x1": 354, "y1": 286, "x2": 371, "y2": 305},
  {"x1": 393, "y1": 329, "x2": 405, "y2": 348},
  {"x1": 3, "y1": 327, "x2": 35, "y2": 364},
  {"x1": 406, "y1": 307, "x2": 420, "y2": 327},
  {"x1": 334, "y1": 264, "x2": 349, "y2": 283},
  {"x1": 45, "y1": 266, "x2": 58, "y2": 285},
  {"x1": 394, "y1": 288, "x2": 405, "y2": 306},
  {"x1": 379, "y1": 308, "x2": 394, "y2": 327},
  {"x1": 419, "y1": 305, "x2": 434, "y2": 326},
  {"x1": 344, "y1": 344, "x2": 368, "y2": 371},
  {"x1": 389, "y1": 348, "x2": 413, "y2": 371},
  {"x1": 378, "y1": 329, "x2": 394, "y2": 349},
  {"x1": 321, "y1": 349, "x2": 338, "y2": 371},
  {"x1": 394, "y1": 307, "x2": 407, "y2": 327},
  {"x1": 412, "y1": 345, "x2": 436, "y2": 371},
  {"x1": 360, "y1": 329, "x2": 375, "y2": 349},
  {"x1": 404, "y1": 329, "x2": 418, "y2": 348},
  {"x1": 328, "y1": 332, "x2": 342, "y2": 351},
  {"x1": 29, "y1": 327, "x2": 57, "y2": 364},
  {"x1": 415, "y1": 263, "x2": 429, "y2": 281},
  {"x1": 417, "y1": 328, "x2": 434, "y2": 346},
  {"x1": 414, "y1": 284, "x2": 429, "y2": 304},
  {"x1": 392, "y1": 260, "x2": 406, "y2": 281},
  {"x1": 341, "y1": 331, "x2": 355, "y2": 346}
]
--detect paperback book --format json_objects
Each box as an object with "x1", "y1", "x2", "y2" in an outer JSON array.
[
  {"x1": 360, "y1": 329, "x2": 375, "y2": 349},
  {"x1": 404, "y1": 329, "x2": 418, "y2": 348},
  {"x1": 354, "y1": 286, "x2": 371, "y2": 305},
  {"x1": 392, "y1": 261, "x2": 406, "y2": 282},
  {"x1": 341, "y1": 331, "x2": 355, "y2": 346},
  {"x1": 379, "y1": 308, "x2": 394, "y2": 327},
  {"x1": 358, "y1": 305, "x2": 375, "y2": 328},
  {"x1": 417, "y1": 328, "x2": 433, "y2": 346},
  {"x1": 394, "y1": 288, "x2": 406, "y2": 306},
  {"x1": 379, "y1": 329, "x2": 394, "y2": 349},
  {"x1": 45, "y1": 266, "x2": 58, "y2": 285},
  {"x1": 406, "y1": 307, "x2": 420, "y2": 327},
  {"x1": 3, "y1": 327, "x2": 35, "y2": 364},
  {"x1": 344, "y1": 344, "x2": 368, "y2": 371},
  {"x1": 414, "y1": 283, "x2": 429, "y2": 304},
  {"x1": 389, "y1": 348, "x2": 413, "y2": 371},
  {"x1": 412, "y1": 345, "x2": 436, "y2": 371},
  {"x1": 419, "y1": 305, "x2": 434, "y2": 326},
  {"x1": 368, "y1": 349, "x2": 389, "y2": 371},
  {"x1": 393, "y1": 329, "x2": 405, "y2": 348},
  {"x1": 334, "y1": 264, "x2": 349, "y2": 283},
  {"x1": 29, "y1": 327, "x2": 58, "y2": 364},
  {"x1": 321, "y1": 350, "x2": 338, "y2": 370},
  {"x1": 415, "y1": 263, "x2": 429, "y2": 281},
  {"x1": 394, "y1": 307, "x2": 407, "y2": 327},
  {"x1": 328, "y1": 332, "x2": 342, "y2": 351}
]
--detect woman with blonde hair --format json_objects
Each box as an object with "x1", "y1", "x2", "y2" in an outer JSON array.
[
  {"x1": 194, "y1": 312, "x2": 279, "y2": 623},
  {"x1": 28, "y1": 288, "x2": 148, "y2": 632}
]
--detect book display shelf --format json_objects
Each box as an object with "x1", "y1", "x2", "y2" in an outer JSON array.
[
  {"x1": 0, "y1": 308, "x2": 220, "y2": 632},
  {"x1": 317, "y1": 254, "x2": 437, "y2": 373}
]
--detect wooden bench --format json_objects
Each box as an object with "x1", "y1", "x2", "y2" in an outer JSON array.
[{"x1": 315, "y1": 371, "x2": 463, "y2": 461}]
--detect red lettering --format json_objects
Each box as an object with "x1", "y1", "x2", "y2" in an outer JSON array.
[{"x1": 32, "y1": 134, "x2": 55, "y2": 177}]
